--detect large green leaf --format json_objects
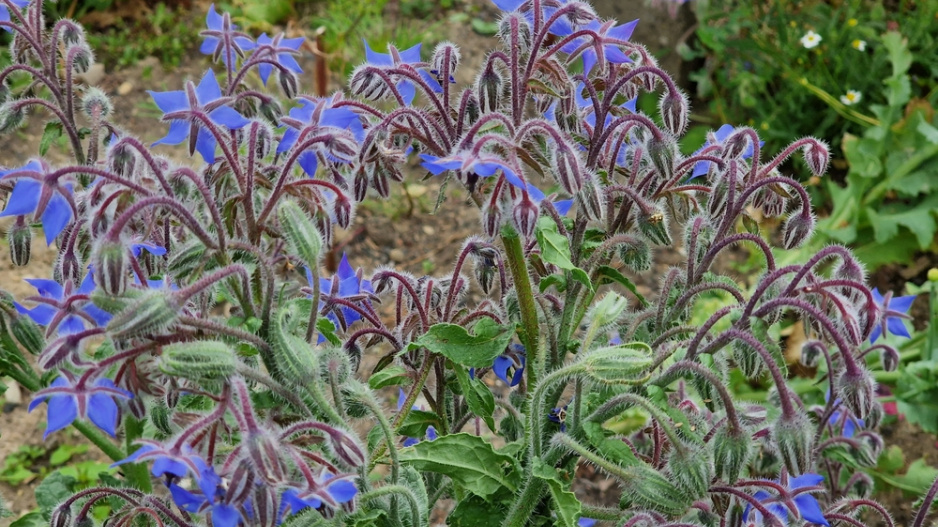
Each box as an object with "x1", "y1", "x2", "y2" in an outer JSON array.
[
  {"x1": 408, "y1": 318, "x2": 513, "y2": 368},
  {"x1": 453, "y1": 364, "x2": 496, "y2": 432},
  {"x1": 866, "y1": 193, "x2": 938, "y2": 249},
  {"x1": 399, "y1": 433, "x2": 519, "y2": 498},
  {"x1": 532, "y1": 459, "x2": 581, "y2": 527},
  {"x1": 535, "y1": 217, "x2": 591, "y2": 290}
]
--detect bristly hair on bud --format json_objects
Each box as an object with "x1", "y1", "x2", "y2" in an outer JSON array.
[
  {"x1": 92, "y1": 238, "x2": 129, "y2": 296},
  {"x1": 511, "y1": 196, "x2": 539, "y2": 239},
  {"x1": 802, "y1": 137, "x2": 830, "y2": 177},
  {"x1": 781, "y1": 212, "x2": 816, "y2": 250},
  {"x1": 0, "y1": 102, "x2": 26, "y2": 134},
  {"x1": 772, "y1": 411, "x2": 815, "y2": 475},
  {"x1": 431, "y1": 41, "x2": 460, "y2": 84},
  {"x1": 81, "y1": 87, "x2": 112, "y2": 118},
  {"x1": 836, "y1": 366, "x2": 876, "y2": 420},
  {"x1": 658, "y1": 89, "x2": 689, "y2": 136},
  {"x1": 349, "y1": 65, "x2": 390, "y2": 101},
  {"x1": 477, "y1": 61, "x2": 504, "y2": 114},
  {"x1": 7, "y1": 219, "x2": 31, "y2": 267},
  {"x1": 68, "y1": 43, "x2": 94, "y2": 74}
]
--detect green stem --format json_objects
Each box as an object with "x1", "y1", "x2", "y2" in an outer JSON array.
[
  {"x1": 502, "y1": 446, "x2": 563, "y2": 527},
  {"x1": 501, "y1": 227, "x2": 540, "y2": 391}
]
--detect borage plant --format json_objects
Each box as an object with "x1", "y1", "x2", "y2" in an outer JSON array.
[{"x1": 0, "y1": 0, "x2": 933, "y2": 526}]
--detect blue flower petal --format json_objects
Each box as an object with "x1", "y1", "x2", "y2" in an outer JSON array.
[
  {"x1": 45, "y1": 393, "x2": 78, "y2": 439},
  {"x1": 211, "y1": 503, "x2": 242, "y2": 527},
  {"x1": 298, "y1": 151, "x2": 319, "y2": 177},
  {"x1": 88, "y1": 391, "x2": 120, "y2": 436},
  {"x1": 58, "y1": 315, "x2": 85, "y2": 335},
  {"x1": 554, "y1": 200, "x2": 573, "y2": 216},
  {"x1": 148, "y1": 90, "x2": 188, "y2": 113},
  {"x1": 206, "y1": 4, "x2": 223, "y2": 30},
  {"x1": 326, "y1": 480, "x2": 358, "y2": 503},
  {"x1": 492, "y1": 356, "x2": 512, "y2": 384},
  {"x1": 25, "y1": 278, "x2": 64, "y2": 299},
  {"x1": 790, "y1": 473, "x2": 825, "y2": 489},
  {"x1": 890, "y1": 294, "x2": 916, "y2": 313},
  {"x1": 258, "y1": 63, "x2": 273, "y2": 85},
  {"x1": 794, "y1": 495, "x2": 830, "y2": 526},
  {"x1": 279, "y1": 53, "x2": 302, "y2": 74},
  {"x1": 200, "y1": 36, "x2": 219, "y2": 55},
  {"x1": 363, "y1": 40, "x2": 393, "y2": 67},
  {"x1": 418, "y1": 69, "x2": 443, "y2": 93},
  {"x1": 278, "y1": 128, "x2": 299, "y2": 155},
  {"x1": 0, "y1": 178, "x2": 41, "y2": 217},
  {"x1": 397, "y1": 80, "x2": 416, "y2": 105},
  {"x1": 886, "y1": 317, "x2": 911, "y2": 339},
  {"x1": 870, "y1": 325, "x2": 883, "y2": 343},
  {"x1": 153, "y1": 120, "x2": 190, "y2": 146},
  {"x1": 195, "y1": 127, "x2": 217, "y2": 164},
  {"x1": 170, "y1": 483, "x2": 206, "y2": 512},
  {"x1": 195, "y1": 70, "x2": 223, "y2": 104},
  {"x1": 40, "y1": 193, "x2": 73, "y2": 245},
  {"x1": 208, "y1": 106, "x2": 250, "y2": 130},
  {"x1": 492, "y1": 0, "x2": 524, "y2": 11}
]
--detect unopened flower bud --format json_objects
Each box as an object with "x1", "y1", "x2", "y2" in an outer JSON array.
[
  {"x1": 333, "y1": 195, "x2": 354, "y2": 228},
  {"x1": 733, "y1": 340, "x2": 763, "y2": 379},
  {"x1": 837, "y1": 367, "x2": 876, "y2": 420},
  {"x1": 253, "y1": 122, "x2": 273, "y2": 160},
  {"x1": 659, "y1": 90, "x2": 688, "y2": 135},
  {"x1": 799, "y1": 340, "x2": 826, "y2": 369},
  {"x1": 160, "y1": 340, "x2": 238, "y2": 380},
  {"x1": 79, "y1": 90, "x2": 110, "y2": 122},
  {"x1": 8, "y1": 219, "x2": 30, "y2": 266},
  {"x1": 38, "y1": 333, "x2": 82, "y2": 370},
  {"x1": 478, "y1": 65, "x2": 503, "y2": 113},
  {"x1": 620, "y1": 463, "x2": 693, "y2": 515},
  {"x1": 667, "y1": 445, "x2": 713, "y2": 498},
  {"x1": 0, "y1": 80, "x2": 10, "y2": 105},
  {"x1": 321, "y1": 346, "x2": 352, "y2": 384},
  {"x1": 482, "y1": 203, "x2": 502, "y2": 238},
  {"x1": 278, "y1": 200, "x2": 323, "y2": 268},
  {"x1": 93, "y1": 239, "x2": 128, "y2": 296},
  {"x1": 577, "y1": 176, "x2": 603, "y2": 221},
  {"x1": 278, "y1": 71, "x2": 299, "y2": 99},
  {"x1": 0, "y1": 102, "x2": 25, "y2": 133},
  {"x1": 647, "y1": 135, "x2": 677, "y2": 181},
  {"x1": 846, "y1": 471, "x2": 874, "y2": 498},
  {"x1": 722, "y1": 129, "x2": 753, "y2": 160},
  {"x1": 69, "y1": 44, "x2": 94, "y2": 74},
  {"x1": 350, "y1": 66, "x2": 389, "y2": 101},
  {"x1": 431, "y1": 42, "x2": 459, "y2": 83},
  {"x1": 638, "y1": 207, "x2": 671, "y2": 246},
  {"x1": 259, "y1": 99, "x2": 283, "y2": 123},
  {"x1": 512, "y1": 197, "x2": 538, "y2": 239},
  {"x1": 553, "y1": 147, "x2": 583, "y2": 194},
  {"x1": 781, "y1": 213, "x2": 815, "y2": 250},
  {"x1": 712, "y1": 425, "x2": 752, "y2": 483},
  {"x1": 580, "y1": 344, "x2": 653, "y2": 385},
  {"x1": 372, "y1": 167, "x2": 390, "y2": 198},
  {"x1": 107, "y1": 289, "x2": 181, "y2": 339},
  {"x1": 773, "y1": 412, "x2": 814, "y2": 475},
  {"x1": 880, "y1": 344, "x2": 899, "y2": 372},
  {"x1": 618, "y1": 238, "x2": 651, "y2": 272},
  {"x1": 60, "y1": 20, "x2": 86, "y2": 46},
  {"x1": 802, "y1": 139, "x2": 829, "y2": 177},
  {"x1": 497, "y1": 13, "x2": 531, "y2": 51},
  {"x1": 328, "y1": 425, "x2": 367, "y2": 468},
  {"x1": 474, "y1": 260, "x2": 496, "y2": 294},
  {"x1": 11, "y1": 313, "x2": 45, "y2": 355}
]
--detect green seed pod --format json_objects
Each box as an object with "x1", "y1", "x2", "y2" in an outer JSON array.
[
  {"x1": 0, "y1": 102, "x2": 25, "y2": 134},
  {"x1": 638, "y1": 206, "x2": 671, "y2": 246},
  {"x1": 580, "y1": 342, "x2": 653, "y2": 385},
  {"x1": 8, "y1": 220, "x2": 31, "y2": 266},
  {"x1": 149, "y1": 401, "x2": 173, "y2": 436},
  {"x1": 160, "y1": 340, "x2": 238, "y2": 381},
  {"x1": 667, "y1": 444, "x2": 713, "y2": 498},
  {"x1": 106, "y1": 289, "x2": 180, "y2": 339},
  {"x1": 270, "y1": 304, "x2": 318, "y2": 385},
  {"x1": 11, "y1": 314, "x2": 45, "y2": 355},
  {"x1": 92, "y1": 238, "x2": 128, "y2": 296},
  {"x1": 772, "y1": 412, "x2": 814, "y2": 475},
  {"x1": 278, "y1": 200, "x2": 323, "y2": 269},
  {"x1": 620, "y1": 463, "x2": 693, "y2": 516},
  {"x1": 618, "y1": 238, "x2": 651, "y2": 272},
  {"x1": 712, "y1": 425, "x2": 752, "y2": 483}
]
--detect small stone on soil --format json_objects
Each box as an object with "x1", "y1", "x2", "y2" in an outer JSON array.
[
  {"x1": 117, "y1": 81, "x2": 134, "y2": 95},
  {"x1": 389, "y1": 249, "x2": 405, "y2": 263}
]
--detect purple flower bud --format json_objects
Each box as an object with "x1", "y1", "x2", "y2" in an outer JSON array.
[
  {"x1": 354, "y1": 167, "x2": 369, "y2": 202},
  {"x1": 847, "y1": 472, "x2": 874, "y2": 498},
  {"x1": 0, "y1": 101, "x2": 25, "y2": 133},
  {"x1": 7, "y1": 219, "x2": 30, "y2": 266},
  {"x1": 712, "y1": 426, "x2": 751, "y2": 483},
  {"x1": 38, "y1": 333, "x2": 81, "y2": 370},
  {"x1": 431, "y1": 41, "x2": 459, "y2": 82},
  {"x1": 496, "y1": 13, "x2": 531, "y2": 51},
  {"x1": 482, "y1": 203, "x2": 502, "y2": 238},
  {"x1": 259, "y1": 99, "x2": 283, "y2": 122},
  {"x1": 349, "y1": 65, "x2": 389, "y2": 101},
  {"x1": 511, "y1": 196, "x2": 539, "y2": 239},
  {"x1": 93, "y1": 238, "x2": 128, "y2": 296},
  {"x1": 478, "y1": 65, "x2": 503, "y2": 114},
  {"x1": 69, "y1": 43, "x2": 94, "y2": 74},
  {"x1": 799, "y1": 340, "x2": 826, "y2": 369},
  {"x1": 836, "y1": 367, "x2": 876, "y2": 420},
  {"x1": 880, "y1": 344, "x2": 899, "y2": 372},
  {"x1": 576, "y1": 177, "x2": 604, "y2": 221},
  {"x1": 278, "y1": 70, "x2": 299, "y2": 99},
  {"x1": 333, "y1": 195, "x2": 354, "y2": 229},
  {"x1": 659, "y1": 91, "x2": 688, "y2": 135},
  {"x1": 80, "y1": 87, "x2": 112, "y2": 118},
  {"x1": 802, "y1": 139, "x2": 829, "y2": 177},
  {"x1": 646, "y1": 135, "x2": 677, "y2": 181},
  {"x1": 60, "y1": 20, "x2": 86, "y2": 46},
  {"x1": 781, "y1": 213, "x2": 815, "y2": 250},
  {"x1": 722, "y1": 129, "x2": 753, "y2": 160},
  {"x1": 553, "y1": 147, "x2": 583, "y2": 194},
  {"x1": 372, "y1": 167, "x2": 390, "y2": 198}
]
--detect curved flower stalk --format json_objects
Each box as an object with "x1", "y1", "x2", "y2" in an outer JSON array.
[{"x1": 0, "y1": 0, "x2": 922, "y2": 526}]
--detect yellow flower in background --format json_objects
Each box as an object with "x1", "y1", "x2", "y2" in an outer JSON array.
[
  {"x1": 840, "y1": 90, "x2": 862, "y2": 105},
  {"x1": 800, "y1": 30, "x2": 822, "y2": 49},
  {"x1": 847, "y1": 18, "x2": 858, "y2": 26},
  {"x1": 852, "y1": 39, "x2": 867, "y2": 51}
]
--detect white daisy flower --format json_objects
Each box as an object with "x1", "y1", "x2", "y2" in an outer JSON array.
[
  {"x1": 840, "y1": 90, "x2": 862, "y2": 105},
  {"x1": 800, "y1": 30, "x2": 822, "y2": 49},
  {"x1": 852, "y1": 39, "x2": 867, "y2": 51}
]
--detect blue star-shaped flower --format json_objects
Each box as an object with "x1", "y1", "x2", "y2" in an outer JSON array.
[
  {"x1": 0, "y1": 0, "x2": 29, "y2": 31},
  {"x1": 28, "y1": 375, "x2": 133, "y2": 438},
  {"x1": 419, "y1": 152, "x2": 528, "y2": 191},
  {"x1": 112, "y1": 441, "x2": 204, "y2": 479},
  {"x1": 555, "y1": 18, "x2": 638, "y2": 74},
  {"x1": 168, "y1": 458, "x2": 243, "y2": 527},
  {"x1": 743, "y1": 473, "x2": 830, "y2": 527},
  {"x1": 148, "y1": 69, "x2": 251, "y2": 164},
  {"x1": 690, "y1": 124, "x2": 764, "y2": 179},
  {"x1": 279, "y1": 475, "x2": 357, "y2": 518},
  {"x1": 199, "y1": 4, "x2": 255, "y2": 64},
  {"x1": 870, "y1": 287, "x2": 915, "y2": 343},
  {"x1": 14, "y1": 270, "x2": 111, "y2": 336},
  {"x1": 0, "y1": 160, "x2": 74, "y2": 245},
  {"x1": 255, "y1": 32, "x2": 304, "y2": 85},
  {"x1": 493, "y1": 344, "x2": 526, "y2": 387},
  {"x1": 307, "y1": 254, "x2": 374, "y2": 340},
  {"x1": 277, "y1": 96, "x2": 364, "y2": 176},
  {"x1": 362, "y1": 40, "x2": 442, "y2": 105}
]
